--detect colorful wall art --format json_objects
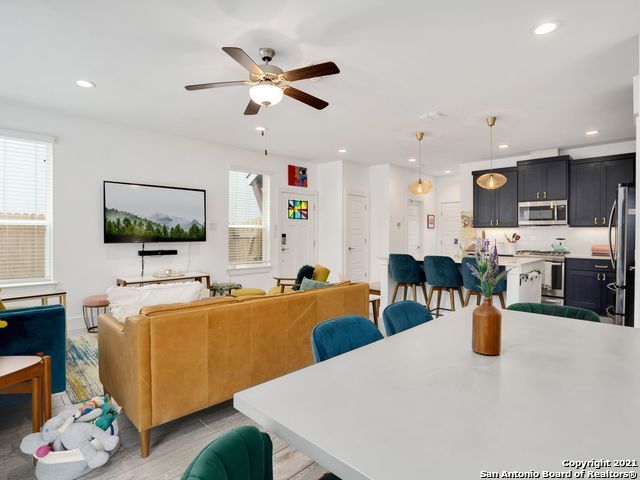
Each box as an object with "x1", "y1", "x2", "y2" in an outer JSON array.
[
  {"x1": 288, "y1": 200, "x2": 308, "y2": 219},
  {"x1": 288, "y1": 165, "x2": 308, "y2": 188}
]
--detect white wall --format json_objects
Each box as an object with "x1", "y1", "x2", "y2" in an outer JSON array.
[{"x1": 0, "y1": 101, "x2": 314, "y2": 330}]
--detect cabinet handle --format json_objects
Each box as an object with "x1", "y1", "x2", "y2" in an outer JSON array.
[
  {"x1": 602, "y1": 217, "x2": 606, "y2": 225},
  {"x1": 594, "y1": 217, "x2": 598, "y2": 225},
  {"x1": 490, "y1": 219, "x2": 493, "y2": 226},
  {"x1": 543, "y1": 191, "x2": 547, "y2": 199},
  {"x1": 596, "y1": 273, "x2": 601, "y2": 280},
  {"x1": 536, "y1": 192, "x2": 540, "y2": 199},
  {"x1": 496, "y1": 219, "x2": 499, "y2": 226},
  {"x1": 594, "y1": 265, "x2": 609, "y2": 269}
]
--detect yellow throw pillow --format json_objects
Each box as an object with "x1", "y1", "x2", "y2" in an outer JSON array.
[{"x1": 312, "y1": 264, "x2": 330, "y2": 283}]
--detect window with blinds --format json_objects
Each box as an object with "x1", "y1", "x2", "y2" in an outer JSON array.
[
  {"x1": 0, "y1": 134, "x2": 53, "y2": 285},
  {"x1": 228, "y1": 170, "x2": 270, "y2": 267}
]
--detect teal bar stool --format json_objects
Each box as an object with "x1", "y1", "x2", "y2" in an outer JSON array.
[
  {"x1": 389, "y1": 254, "x2": 427, "y2": 303},
  {"x1": 507, "y1": 303, "x2": 600, "y2": 322},
  {"x1": 461, "y1": 257, "x2": 507, "y2": 308},
  {"x1": 423, "y1": 256, "x2": 464, "y2": 317}
]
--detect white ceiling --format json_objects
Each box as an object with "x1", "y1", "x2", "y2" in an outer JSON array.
[{"x1": 0, "y1": 0, "x2": 638, "y2": 174}]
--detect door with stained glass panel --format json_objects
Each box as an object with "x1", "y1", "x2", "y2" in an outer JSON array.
[{"x1": 279, "y1": 190, "x2": 318, "y2": 277}]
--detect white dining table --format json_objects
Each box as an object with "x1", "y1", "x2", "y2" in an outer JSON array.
[{"x1": 234, "y1": 307, "x2": 640, "y2": 480}]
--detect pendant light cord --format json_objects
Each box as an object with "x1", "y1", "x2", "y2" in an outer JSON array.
[
  {"x1": 418, "y1": 138, "x2": 422, "y2": 181},
  {"x1": 489, "y1": 124, "x2": 493, "y2": 173}
]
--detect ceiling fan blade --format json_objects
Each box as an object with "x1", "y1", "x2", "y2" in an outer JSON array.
[
  {"x1": 222, "y1": 47, "x2": 263, "y2": 75},
  {"x1": 184, "y1": 80, "x2": 249, "y2": 91},
  {"x1": 283, "y1": 87, "x2": 329, "y2": 110},
  {"x1": 244, "y1": 100, "x2": 261, "y2": 115},
  {"x1": 282, "y1": 62, "x2": 340, "y2": 82}
]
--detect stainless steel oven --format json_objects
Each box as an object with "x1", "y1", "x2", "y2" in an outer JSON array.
[
  {"x1": 542, "y1": 260, "x2": 564, "y2": 304},
  {"x1": 518, "y1": 200, "x2": 567, "y2": 226}
]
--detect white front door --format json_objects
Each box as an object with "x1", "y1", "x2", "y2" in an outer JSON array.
[
  {"x1": 279, "y1": 191, "x2": 318, "y2": 277},
  {"x1": 345, "y1": 193, "x2": 369, "y2": 281},
  {"x1": 407, "y1": 199, "x2": 423, "y2": 259},
  {"x1": 439, "y1": 202, "x2": 461, "y2": 258}
]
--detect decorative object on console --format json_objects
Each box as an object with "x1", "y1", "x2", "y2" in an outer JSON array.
[
  {"x1": 467, "y1": 240, "x2": 510, "y2": 355},
  {"x1": 104, "y1": 181, "x2": 206, "y2": 244},
  {"x1": 288, "y1": 165, "x2": 308, "y2": 187},
  {"x1": 152, "y1": 269, "x2": 185, "y2": 278},
  {"x1": 427, "y1": 214, "x2": 435, "y2": 229},
  {"x1": 408, "y1": 131, "x2": 432, "y2": 195},
  {"x1": 184, "y1": 46, "x2": 340, "y2": 115},
  {"x1": 288, "y1": 199, "x2": 308, "y2": 219},
  {"x1": 476, "y1": 116, "x2": 507, "y2": 190}
]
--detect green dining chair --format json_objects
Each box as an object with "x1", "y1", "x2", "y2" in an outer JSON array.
[
  {"x1": 507, "y1": 303, "x2": 600, "y2": 322},
  {"x1": 182, "y1": 425, "x2": 340, "y2": 480}
]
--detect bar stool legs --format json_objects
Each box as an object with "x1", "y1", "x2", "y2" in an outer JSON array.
[
  {"x1": 427, "y1": 287, "x2": 465, "y2": 317},
  {"x1": 392, "y1": 282, "x2": 428, "y2": 303},
  {"x1": 463, "y1": 290, "x2": 506, "y2": 308}
]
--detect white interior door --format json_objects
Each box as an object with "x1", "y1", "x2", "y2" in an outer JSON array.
[
  {"x1": 407, "y1": 199, "x2": 423, "y2": 259},
  {"x1": 345, "y1": 193, "x2": 369, "y2": 281},
  {"x1": 439, "y1": 202, "x2": 461, "y2": 258},
  {"x1": 279, "y1": 191, "x2": 318, "y2": 277}
]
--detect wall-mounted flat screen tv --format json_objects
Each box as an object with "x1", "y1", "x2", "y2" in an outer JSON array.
[{"x1": 104, "y1": 181, "x2": 206, "y2": 243}]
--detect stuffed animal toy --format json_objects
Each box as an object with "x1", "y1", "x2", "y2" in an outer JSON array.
[
  {"x1": 21, "y1": 408, "x2": 119, "y2": 469},
  {"x1": 72, "y1": 395, "x2": 106, "y2": 422}
]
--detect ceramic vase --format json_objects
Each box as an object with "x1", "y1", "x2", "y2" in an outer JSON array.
[{"x1": 472, "y1": 297, "x2": 501, "y2": 356}]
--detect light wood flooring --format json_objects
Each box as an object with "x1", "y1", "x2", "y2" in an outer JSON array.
[{"x1": 1, "y1": 393, "x2": 328, "y2": 480}]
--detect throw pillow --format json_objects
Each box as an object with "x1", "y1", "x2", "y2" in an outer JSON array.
[
  {"x1": 293, "y1": 265, "x2": 315, "y2": 291},
  {"x1": 107, "y1": 281, "x2": 205, "y2": 322},
  {"x1": 300, "y1": 277, "x2": 333, "y2": 290}
]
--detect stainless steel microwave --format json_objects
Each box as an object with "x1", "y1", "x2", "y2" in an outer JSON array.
[{"x1": 518, "y1": 200, "x2": 568, "y2": 225}]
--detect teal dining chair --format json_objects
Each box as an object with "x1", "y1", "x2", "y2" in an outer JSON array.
[
  {"x1": 507, "y1": 303, "x2": 600, "y2": 322},
  {"x1": 182, "y1": 425, "x2": 340, "y2": 480},
  {"x1": 311, "y1": 315, "x2": 383, "y2": 362},
  {"x1": 382, "y1": 300, "x2": 433, "y2": 336}
]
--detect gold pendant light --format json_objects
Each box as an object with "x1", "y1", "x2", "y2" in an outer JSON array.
[
  {"x1": 408, "y1": 131, "x2": 432, "y2": 195},
  {"x1": 476, "y1": 116, "x2": 507, "y2": 190}
]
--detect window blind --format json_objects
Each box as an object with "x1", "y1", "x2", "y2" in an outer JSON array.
[
  {"x1": 228, "y1": 170, "x2": 270, "y2": 267},
  {"x1": 0, "y1": 135, "x2": 53, "y2": 285}
]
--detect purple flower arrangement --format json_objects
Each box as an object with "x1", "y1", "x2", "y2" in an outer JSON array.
[{"x1": 467, "y1": 239, "x2": 510, "y2": 298}]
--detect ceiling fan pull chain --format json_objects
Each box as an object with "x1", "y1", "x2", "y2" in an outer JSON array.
[{"x1": 263, "y1": 106, "x2": 269, "y2": 156}]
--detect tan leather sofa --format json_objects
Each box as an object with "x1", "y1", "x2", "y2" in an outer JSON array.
[{"x1": 98, "y1": 281, "x2": 369, "y2": 457}]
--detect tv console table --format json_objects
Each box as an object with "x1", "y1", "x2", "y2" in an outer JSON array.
[{"x1": 116, "y1": 271, "x2": 211, "y2": 289}]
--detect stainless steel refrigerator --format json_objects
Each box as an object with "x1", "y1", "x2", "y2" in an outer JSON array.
[{"x1": 607, "y1": 183, "x2": 635, "y2": 327}]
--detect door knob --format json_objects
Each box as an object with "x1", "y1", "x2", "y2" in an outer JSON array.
[{"x1": 348, "y1": 247, "x2": 353, "y2": 251}]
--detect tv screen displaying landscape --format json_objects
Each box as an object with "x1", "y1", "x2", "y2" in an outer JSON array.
[{"x1": 104, "y1": 181, "x2": 206, "y2": 243}]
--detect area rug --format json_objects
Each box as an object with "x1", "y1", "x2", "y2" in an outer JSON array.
[{"x1": 66, "y1": 334, "x2": 103, "y2": 404}]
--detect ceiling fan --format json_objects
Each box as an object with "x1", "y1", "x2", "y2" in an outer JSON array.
[{"x1": 185, "y1": 47, "x2": 340, "y2": 115}]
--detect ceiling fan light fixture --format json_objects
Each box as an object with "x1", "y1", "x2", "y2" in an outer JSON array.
[{"x1": 249, "y1": 83, "x2": 283, "y2": 106}]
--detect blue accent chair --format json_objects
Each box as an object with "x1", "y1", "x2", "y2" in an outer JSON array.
[
  {"x1": 382, "y1": 300, "x2": 433, "y2": 336},
  {"x1": 0, "y1": 305, "x2": 67, "y2": 393},
  {"x1": 461, "y1": 257, "x2": 507, "y2": 308},
  {"x1": 507, "y1": 303, "x2": 600, "y2": 322},
  {"x1": 423, "y1": 256, "x2": 464, "y2": 316},
  {"x1": 389, "y1": 254, "x2": 427, "y2": 303},
  {"x1": 311, "y1": 315, "x2": 383, "y2": 362}
]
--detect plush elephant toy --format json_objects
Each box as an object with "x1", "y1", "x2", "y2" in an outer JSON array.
[{"x1": 21, "y1": 408, "x2": 119, "y2": 469}]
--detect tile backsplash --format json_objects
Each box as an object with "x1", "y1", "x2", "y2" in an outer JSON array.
[{"x1": 477, "y1": 226, "x2": 608, "y2": 255}]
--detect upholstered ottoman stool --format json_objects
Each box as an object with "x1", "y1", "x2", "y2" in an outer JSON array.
[{"x1": 82, "y1": 294, "x2": 109, "y2": 332}]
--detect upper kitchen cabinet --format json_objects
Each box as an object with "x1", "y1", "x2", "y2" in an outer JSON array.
[
  {"x1": 517, "y1": 156, "x2": 569, "y2": 201},
  {"x1": 569, "y1": 153, "x2": 635, "y2": 227},
  {"x1": 472, "y1": 167, "x2": 518, "y2": 228}
]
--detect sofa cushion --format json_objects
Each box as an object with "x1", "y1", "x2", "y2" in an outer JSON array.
[
  {"x1": 312, "y1": 264, "x2": 330, "y2": 282},
  {"x1": 300, "y1": 278, "x2": 332, "y2": 291},
  {"x1": 107, "y1": 281, "x2": 205, "y2": 322},
  {"x1": 231, "y1": 288, "x2": 266, "y2": 297},
  {"x1": 293, "y1": 265, "x2": 315, "y2": 291}
]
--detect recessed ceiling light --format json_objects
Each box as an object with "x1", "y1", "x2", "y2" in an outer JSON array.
[
  {"x1": 498, "y1": 144, "x2": 510, "y2": 149},
  {"x1": 444, "y1": 170, "x2": 452, "y2": 174},
  {"x1": 75, "y1": 79, "x2": 95, "y2": 88},
  {"x1": 255, "y1": 126, "x2": 266, "y2": 132},
  {"x1": 585, "y1": 129, "x2": 599, "y2": 136},
  {"x1": 408, "y1": 158, "x2": 417, "y2": 163},
  {"x1": 338, "y1": 149, "x2": 347, "y2": 153},
  {"x1": 533, "y1": 22, "x2": 558, "y2": 35}
]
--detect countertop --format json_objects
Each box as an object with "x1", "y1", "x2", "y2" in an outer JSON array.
[{"x1": 565, "y1": 253, "x2": 612, "y2": 260}]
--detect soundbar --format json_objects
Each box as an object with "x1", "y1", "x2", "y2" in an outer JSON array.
[{"x1": 138, "y1": 249, "x2": 178, "y2": 257}]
